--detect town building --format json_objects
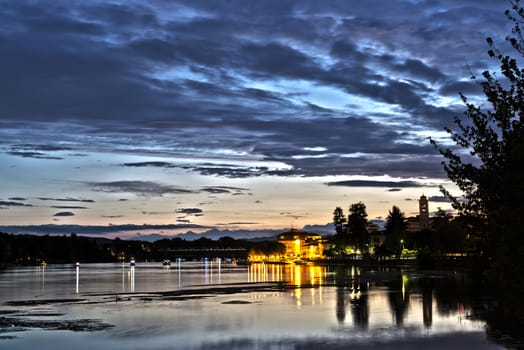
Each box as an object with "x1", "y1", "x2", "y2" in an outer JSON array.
[
  {"x1": 407, "y1": 195, "x2": 430, "y2": 232},
  {"x1": 277, "y1": 228, "x2": 326, "y2": 261}
]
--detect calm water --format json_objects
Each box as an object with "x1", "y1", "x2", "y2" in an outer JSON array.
[{"x1": 0, "y1": 261, "x2": 503, "y2": 349}]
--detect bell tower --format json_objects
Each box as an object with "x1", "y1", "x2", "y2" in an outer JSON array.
[{"x1": 419, "y1": 195, "x2": 429, "y2": 230}]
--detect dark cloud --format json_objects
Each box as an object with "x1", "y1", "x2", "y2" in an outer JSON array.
[
  {"x1": 37, "y1": 197, "x2": 95, "y2": 203},
  {"x1": 0, "y1": 0, "x2": 511, "y2": 181},
  {"x1": 7, "y1": 151, "x2": 63, "y2": 160},
  {"x1": 5, "y1": 144, "x2": 70, "y2": 160},
  {"x1": 13, "y1": 144, "x2": 72, "y2": 152},
  {"x1": 387, "y1": 189, "x2": 403, "y2": 192},
  {"x1": 8, "y1": 197, "x2": 27, "y2": 201},
  {"x1": 0, "y1": 201, "x2": 33, "y2": 207},
  {"x1": 53, "y1": 211, "x2": 75, "y2": 217},
  {"x1": 89, "y1": 181, "x2": 195, "y2": 196},
  {"x1": 51, "y1": 206, "x2": 89, "y2": 209},
  {"x1": 201, "y1": 187, "x2": 234, "y2": 194},
  {"x1": 176, "y1": 208, "x2": 203, "y2": 215},
  {"x1": 439, "y1": 80, "x2": 483, "y2": 96},
  {"x1": 201, "y1": 186, "x2": 250, "y2": 194},
  {"x1": 121, "y1": 161, "x2": 174, "y2": 168},
  {"x1": 326, "y1": 180, "x2": 429, "y2": 188},
  {"x1": 392, "y1": 59, "x2": 446, "y2": 83},
  {"x1": 179, "y1": 164, "x2": 279, "y2": 178}
]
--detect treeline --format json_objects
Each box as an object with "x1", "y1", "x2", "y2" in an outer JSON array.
[
  {"x1": 0, "y1": 233, "x2": 285, "y2": 266},
  {"x1": 331, "y1": 203, "x2": 483, "y2": 266}
]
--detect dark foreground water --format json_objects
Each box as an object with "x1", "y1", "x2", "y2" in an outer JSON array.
[{"x1": 0, "y1": 262, "x2": 506, "y2": 349}]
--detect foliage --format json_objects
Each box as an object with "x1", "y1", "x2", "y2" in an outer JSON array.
[
  {"x1": 431, "y1": 1, "x2": 524, "y2": 344},
  {"x1": 347, "y1": 202, "x2": 369, "y2": 253},
  {"x1": 331, "y1": 202, "x2": 369, "y2": 254},
  {"x1": 331, "y1": 206, "x2": 349, "y2": 254},
  {"x1": 332, "y1": 207, "x2": 346, "y2": 236},
  {"x1": 383, "y1": 206, "x2": 407, "y2": 254},
  {"x1": 0, "y1": 233, "x2": 285, "y2": 265},
  {"x1": 430, "y1": 1, "x2": 524, "y2": 251},
  {"x1": 430, "y1": 209, "x2": 467, "y2": 254},
  {"x1": 384, "y1": 206, "x2": 408, "y2": 234}
]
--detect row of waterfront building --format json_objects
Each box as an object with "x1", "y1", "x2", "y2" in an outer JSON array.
[{"x1": 252, "y1": 195, "x2": 432, "y2": 263}]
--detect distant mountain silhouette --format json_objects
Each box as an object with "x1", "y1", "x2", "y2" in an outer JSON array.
[
  {"x1": 127, "y1": 224, "x2": 336, "y2": 242},
  {"x1": 0, "y1": 223, "x2": 336, "y2": 242}
]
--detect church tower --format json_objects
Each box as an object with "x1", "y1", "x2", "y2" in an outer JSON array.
[{"x1": 419, "y1": 195, "x2": 429, "y2": 230}]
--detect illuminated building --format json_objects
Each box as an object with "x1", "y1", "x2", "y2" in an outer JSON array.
[{"x1": 277, "y1": 228, "x2": 325, "y2": 261}]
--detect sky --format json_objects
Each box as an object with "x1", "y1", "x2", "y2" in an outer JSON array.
[{"x1": 0, "y1": 0, "x2": 514, "y2": 238}]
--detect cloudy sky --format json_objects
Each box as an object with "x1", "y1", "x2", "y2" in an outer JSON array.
[{"x1": 0, "y1": 0, "x2": 513, "y2": 237}]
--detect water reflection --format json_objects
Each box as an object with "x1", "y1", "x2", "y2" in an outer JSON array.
[
  {"x1": 177, "y1": 258, "x2": 181, "y2": 287},
  {"x1": 75, "y1": 263, "x2": 79, "y2": 294},
  {"x1": 55, "y1": 261, "x2": 490, "y2": 335},
  {"x1": 130, "y1": 265, "x2": 135, "y2": 292},
  {"x1": 121, "y1": 262, "x2": 125, "y2": 291},
  {"x1": 326, "y1": 265, "x2": 491, "y2": 335},
  {"x1": 422, "y1": 277, "x2": 433, "y2": 328},
  {"x1": 38, "y1": 264, "x2": 45, "y2": 293},
  {"x1": 204, "y1": 258, "x2": 209, "y2": 284},
  {"x1": 334, "y1": 267, "x2": 370, "y2": 330},
  {"x1": 0, "y1": 262, "x2": 505, "y2": 349},
  {"x1": 245, "y1": 262, "x2": 480, "y2": 333},
  {"x1": 248, "y1": 263, "x2": 326, "y2": 286},
  {"x1": 248, "y1": 263, "x2": 328, "y2": 308},
  {"x1": 384, "y1": 276, "x2": 410, "y2": 326}
]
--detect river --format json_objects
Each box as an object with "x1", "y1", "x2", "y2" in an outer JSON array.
[{"x1": 0, "y1": 261, "x2": 505, "y2": 349}]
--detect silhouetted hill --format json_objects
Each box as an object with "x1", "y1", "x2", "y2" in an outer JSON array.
[
  {"x1": 127, "y1": 225, "x2": 335, "y2": 242},
  {"x1": 0, "y1": 232, "x2": 286, "y2": 266}
]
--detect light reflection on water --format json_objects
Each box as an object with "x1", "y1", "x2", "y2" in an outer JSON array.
[
  {"x1": 0, "y1": 262, "x2": 503, "y2": 350},
  {"x1": 0, "y1": 261, "x2": 251, "y2": 302}
]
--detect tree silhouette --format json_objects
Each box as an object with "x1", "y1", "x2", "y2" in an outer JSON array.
[
  {"x1": 331, "y1": 206, "x2": 349, "y2": 254},
  {"x1": 347, "y1": 202, "x2": 369, "y2": 253},
  {"x1": 333, "y1": 207, "x2": 346, "y2": 236},
  {"x1": 431, "y1": 0, "x2": 524, "y2": 344},
  {"x1": 430, "y1": 0, "x2": 524, "y2": 271},
  {"x1": 383, "y1": 206, "x2": 407, "y2": 255}
]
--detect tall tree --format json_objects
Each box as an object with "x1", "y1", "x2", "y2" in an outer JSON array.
[
  {"x1": 430, "y1": 0, "x2": 524, "y2": 339},
  {"x1": 347, "y1": 202, "x2": 369, "y2": 253},
  {"x1": 333, "y1": 207, "x2": 347, "y2": 236},
  {"x1": 332, "y1": 206, "x2": 349, "y2": 254},
  {"x1": 383, "y1": 206, "x2": 407, "y2": 254},
  {"x1": 430, "y1": 0, "x2": 524, "y2": 264},
  {"x1": 384, "y1": 206, "x2": 407, "y2": 236}
]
